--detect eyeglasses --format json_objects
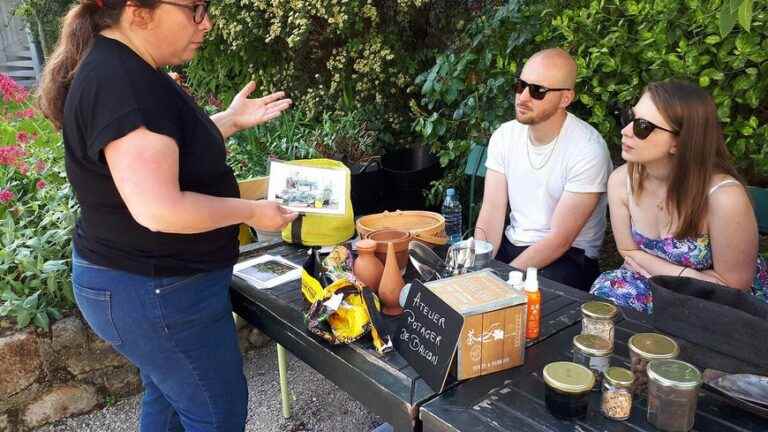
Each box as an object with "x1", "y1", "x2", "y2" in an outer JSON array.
[
  {"x1": 514, "y1": 78, "x2": 571, "y2": 100},
  {"x1": 620, "y1": 108, "x2": 678, "y2": 140},
  {"x1": 157, "y1": 1, "x2": 208, "y2": 24}
]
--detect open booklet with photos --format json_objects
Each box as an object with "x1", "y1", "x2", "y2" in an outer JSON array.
[{"x1": 233, "y1": 254, "x2": 302, "y2": 289}]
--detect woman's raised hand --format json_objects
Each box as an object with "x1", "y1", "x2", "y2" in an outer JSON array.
[{"x1": 226, "y1": 81, "x2": 292, "y2": 131}]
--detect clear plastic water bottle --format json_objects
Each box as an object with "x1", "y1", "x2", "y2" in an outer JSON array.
[{"x1": 442, "y1": 188, "x2": 463, "y2": 244}]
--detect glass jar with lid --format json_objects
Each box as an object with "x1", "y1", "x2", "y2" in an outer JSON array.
[
  {"x1": 543, "y1": 361, "x2": 595, "y2": 420},
  {"x1": 601, "y1": 367, "x2": 634, "y2": 421},
  {"x1": 572, "y1": 334, "x2": 612, "y2": 388},
  {"x1": 581, "y1": 301, "x2": 618, "y2": 346},
  {"x1": 628, "y1": 333, "x2": 679, "y2": 393},
  {"x1": 647, "y1": 359, "x2": 702, "y2": 432}
]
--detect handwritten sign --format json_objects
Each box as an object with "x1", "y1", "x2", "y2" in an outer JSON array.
[{"x1": 396, "y1": 280, "x2": 463, "y2": 392}]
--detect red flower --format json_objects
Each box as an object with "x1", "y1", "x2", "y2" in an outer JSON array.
[
  {"x1": 17, "y1": 162, "x2": 29, "y2": 175},
  {"x1": 0, "y1": 73, "x2": 28, "y2": 103},
  {"x1": 0, "y1": 188, "x2": 14, "y2": 204},
  {"x1": 16, "y1": 108, "x2": 35, "y2": 119},
  {"x1": 0, "y1": 145, "x2": 26, "y2": 167},
  {"x1": 34, "y1": 160, "x2": 46, "y2": 174},
  {"x1": 35, "y1": 179, "x2": 46, "y2": 190},
  {"x1": 16, "y1": 131, "x2": 30, "y2": 145}
]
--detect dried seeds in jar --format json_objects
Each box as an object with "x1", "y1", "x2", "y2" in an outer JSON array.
[
  {"x1": 602, "y1": 367, "x2": 634, "y2": 421},
  {"x1": 647, "y1": 359, "x2": 702, "y2": 432},
  {"x1": 572, "y1": 334, "x2": 612, "y2": 389},
  {"x1": 628, "y1": 333, "x2": 679, "y2": 394},
  {"x1": 581, "y1": 301, "x2": 618, "y2": 347}
]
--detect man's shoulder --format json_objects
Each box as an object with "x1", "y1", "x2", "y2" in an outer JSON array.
[
  {"x1": 563, "y1": 113, "x2": 609, "y2": 154},
  {"x1": 492, "y1": 119, "x2": 525, "y2": 136}
]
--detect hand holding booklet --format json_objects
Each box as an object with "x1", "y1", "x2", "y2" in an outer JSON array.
[{"x1": 233, "y1": 254, "x2": 301, "y2": 289}]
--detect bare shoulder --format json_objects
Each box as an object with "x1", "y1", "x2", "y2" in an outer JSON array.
[
  {"x1": 708, "y1": 175, "x2": 750, "y2": 214},
  {"x1": 607, "y1": 164, "x2": 629, "y2": 196}
]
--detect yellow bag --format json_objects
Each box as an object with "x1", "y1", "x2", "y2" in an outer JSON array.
[{"x1": 281, "y1": 159, "x2": 355, "y2": 246}]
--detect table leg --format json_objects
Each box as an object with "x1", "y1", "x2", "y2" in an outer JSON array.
[{"x1": 277, "y1": 343, "x2": 291, "y2": 418}]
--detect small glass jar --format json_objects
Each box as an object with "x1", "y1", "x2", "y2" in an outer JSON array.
[
  {"x1": 601, "y1": 367, "x2": 634, "y2": 421},
  {"x1": 581, "y1": 301, "x2": 618, "y2": 347},
  {"x1": 647, "y1": 359, "x2": 702, "y2": 432},
  {"x1": 543, "y1": 362, "x2": 595, "y2": 420},
  {"x1": 628, "y1": 333, "x2": 679, "y2": 394},
  {"x1": 572, "y1": 334, "x2": 612, "y2": 389}
]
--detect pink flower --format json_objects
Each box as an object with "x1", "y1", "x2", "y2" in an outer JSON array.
[
  {"x1": 16, "y1": 108, "x2": 34, "y2": 119},
  {"x1": 0, "y1": 73, "x2": 27, "y2": 103},
  {"x1": 16, "y1": 132, "x2": 30, "y2": 145},
  {"x1": 0, "y1": 188, "x2": 14, "y2": 204},
  {"x1": 34, "y1": 160, "x2": 46, "y2": 174},
  {"x1": 0, "y1": 146, "x2": 25, "y2": 167},
  {"x1": 35, "y1": 179, "x2": 46, "y2": 190},
  {"x1": 17, "y1": 162, "x2": 29, "y2": 175}
]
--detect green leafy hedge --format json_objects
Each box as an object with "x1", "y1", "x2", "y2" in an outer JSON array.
[
  {"x1": 415, "y1": 0, "x2": 768, "y2": 207},
  {"x1": 185, "y1": 0, "x2": 481, "y2": 148}
]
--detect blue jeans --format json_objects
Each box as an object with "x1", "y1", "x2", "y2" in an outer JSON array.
[{"x1": 72, "y1": 249, "x2": 248, "y2": 432}]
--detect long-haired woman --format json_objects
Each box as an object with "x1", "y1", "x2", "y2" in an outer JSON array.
[{"x1": 591, "y1": 80, "x2": 768, "y2": 312}]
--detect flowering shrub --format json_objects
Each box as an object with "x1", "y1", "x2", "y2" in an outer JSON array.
[{"x1": 0, "y1": 73, "x2": 77, "y2": 330}]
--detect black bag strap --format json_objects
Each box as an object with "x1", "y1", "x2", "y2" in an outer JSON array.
[{"x1": 291, "y1": 214, "x2": 304, "y2": 244}]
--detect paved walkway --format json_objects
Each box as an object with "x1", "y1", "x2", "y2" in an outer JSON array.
[{"x1": 35, "y1": 342, "x2": 382, "y2": 432}]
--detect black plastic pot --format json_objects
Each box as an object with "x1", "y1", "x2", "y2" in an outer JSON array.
[
  {"x1": 349, "y1": 158, "x2": 386, "y2": 216},
  {"x1": 380, "y1": 146, "x2": 442, "y2": 211}
]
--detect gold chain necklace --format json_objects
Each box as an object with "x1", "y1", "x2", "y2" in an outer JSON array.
[{"x1": 526, "y1": 128, "x2": 561, "y2": 170}]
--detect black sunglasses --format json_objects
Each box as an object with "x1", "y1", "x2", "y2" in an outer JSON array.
[
  {"x1": 514, "y1": 78, "x2": 571, "y2": 100},
  {"x1": 157, "y1": 1, "x2": 208, "y2": 24},
  {"x1": 620, "y1": 108, "x2": 678, "y2": 140}
]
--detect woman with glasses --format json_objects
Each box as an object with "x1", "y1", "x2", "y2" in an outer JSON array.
[
  {"x1": 590, "y1": 80, "x2": 768, "y2": 312},
  {"x1": 37, "y1": 1, "x2": 295, "y2": 430}
]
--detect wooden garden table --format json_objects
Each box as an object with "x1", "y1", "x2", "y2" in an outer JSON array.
[{"x1": 419, "y1": 286, "x2": 768, "y2": 432}]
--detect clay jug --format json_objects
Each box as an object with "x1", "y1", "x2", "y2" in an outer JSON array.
[
  {"x1": 354, "y1": 239, "x2": 384, "y2": 293},
  {"x1": 378, "y1": 241, "x2": 404, "y2": 316}
]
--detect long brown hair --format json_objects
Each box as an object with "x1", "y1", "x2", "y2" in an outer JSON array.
[
  {"x1": 627, "y1": 80, "x2": 742, "y2": 239},
  {"x1": 37, "y1": 0, "x2": 158, "y2": 129}
]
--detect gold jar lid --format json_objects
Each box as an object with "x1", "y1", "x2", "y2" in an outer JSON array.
[
  {"x1": 604, "y1": 367, "x2": 635, "y2": 387},
  {"x1": 573, "y1": 334, "x2": 612, "y2": 356},
  {"x1": 628, "y1": 333, "x2": 679, "y2": 359},
  {"x1": 647, "y1": 359, "x2": 701, "y2": 390},
  {"x1": 543, "y1": 361, "x2": 595, "y2": 394},
  {"x1": 581, "y1": 301, "x2": 618, "y2": 319}
]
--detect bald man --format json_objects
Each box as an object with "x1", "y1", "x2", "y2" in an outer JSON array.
[{"x1": 475, "y1": 48, "x2": 612, "y2": 291}]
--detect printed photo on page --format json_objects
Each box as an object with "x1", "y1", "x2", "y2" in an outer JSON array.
[
  {"x1": 233, "y1": 254, "x2": 301, "y2": 289},
  {"x1": 267, "y1": 160, "x2": 346, "y2": 215}
]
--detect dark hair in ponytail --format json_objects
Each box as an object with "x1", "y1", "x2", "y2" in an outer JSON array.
[{"x1": 37, "y1": 0, "x2": 158, "y2": 129}]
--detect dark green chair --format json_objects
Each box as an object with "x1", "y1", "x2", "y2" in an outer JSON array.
[
  {"x1": 748, "y1": 186, "x2": 768, "y2": 235},
  {"x1": 464, "y1": 145, "x2": 488, "y2": 226}
]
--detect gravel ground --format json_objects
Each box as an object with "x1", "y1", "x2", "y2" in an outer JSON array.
[{"x1": 35, "y1": 342, "x2": 383, "y2": 432}]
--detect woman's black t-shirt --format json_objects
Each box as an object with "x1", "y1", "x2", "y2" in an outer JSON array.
[{"x1": 63, "y1": 35, "x2": 239, "y2": 277}]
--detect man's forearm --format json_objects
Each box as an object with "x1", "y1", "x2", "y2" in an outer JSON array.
[{"x1": 509, "y1": 235, "x2": 571, "y2": 270}]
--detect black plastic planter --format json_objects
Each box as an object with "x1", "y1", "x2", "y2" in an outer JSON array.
[
  {"x1": 349, "y1": 158, "x2": 386, "y2": 216},
  {"x1": 380, "y1": 146, "x2": 442, "y2": 212}
]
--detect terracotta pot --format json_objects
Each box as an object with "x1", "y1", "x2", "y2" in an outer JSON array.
[
  {"x1": 378, "y1": 241, "x2": 404, "y2": 316},
  {"x1": 365, "y1": 229, "x2": 411, "y2": 275},
  {"x1": 353, "y1": 239, "x2": 384, "y2": 293}
]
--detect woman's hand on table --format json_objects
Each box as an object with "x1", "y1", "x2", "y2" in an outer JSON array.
[{"x1": 246, "y1": 200, "x2": 298, "y2": 232}]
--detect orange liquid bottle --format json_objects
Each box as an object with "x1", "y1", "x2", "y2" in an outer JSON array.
[{"x1": 525, "y1": 267, "x2": 541, "y2": 341}]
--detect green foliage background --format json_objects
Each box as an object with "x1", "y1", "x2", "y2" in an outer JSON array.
[{"x1": 415, "y1": 0, "x2": 768, "y2": 206}]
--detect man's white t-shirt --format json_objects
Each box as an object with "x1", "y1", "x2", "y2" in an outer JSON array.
[{"x1": 485, "y1": 112, "x2": 612, "y2": 259}]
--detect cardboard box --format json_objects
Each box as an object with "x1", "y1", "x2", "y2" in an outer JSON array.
[{"x1": 426, "y1": 269, "x2": 527, "y2": 380}]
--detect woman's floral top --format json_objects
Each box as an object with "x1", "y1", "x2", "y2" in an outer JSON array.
[{"x1": 590, "y1": 228, "x2": 768, "y2": 313}]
